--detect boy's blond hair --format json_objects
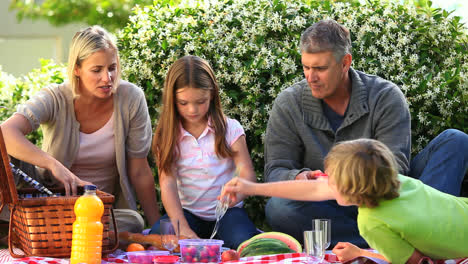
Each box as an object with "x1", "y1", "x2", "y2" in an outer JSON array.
[{"x1": 324, "y1": 139, "x2": 400, "y2": 208}]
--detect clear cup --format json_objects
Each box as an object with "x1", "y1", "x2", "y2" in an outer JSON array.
[
  {"x1": 304, "y1": 230, "x2": 325, "y2": 263},
  {"x1": 312, "y1": 219, "x2": 331, "y2": 249},
  {"x1": 160, "y1": 218, "x2": 179, "y2": 255}
]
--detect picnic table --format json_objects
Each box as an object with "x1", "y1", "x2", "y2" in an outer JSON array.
[
  {"x1": 1, "y1": 249, "x2": 468, "y2": 264},
  {"x1": 0, "y1": 251, "x2": 343, "y2": 264}
]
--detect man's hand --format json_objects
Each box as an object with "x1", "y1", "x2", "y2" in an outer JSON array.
[{"x1": 295, "y1": 170, "x2": 323, "y2": 180}]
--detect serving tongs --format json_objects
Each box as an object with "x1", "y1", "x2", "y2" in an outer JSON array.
[{"x1": 210, "y1": 185, "x2": 230, "y2": 239}]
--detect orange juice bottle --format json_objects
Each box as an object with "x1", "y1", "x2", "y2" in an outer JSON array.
[{"x1": 70, "y1": 185, "x2": 104, "y2": 264}]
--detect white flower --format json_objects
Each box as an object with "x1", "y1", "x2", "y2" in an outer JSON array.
[{"x1": 115, "y1": 0, "x2": 466, "y2": 167}]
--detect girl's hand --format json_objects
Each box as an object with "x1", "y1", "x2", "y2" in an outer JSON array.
[
  {"x1": 179, "y1": 224, "x2": 199, "y2": 239},
  {"x1": 332, "y1": 242, "x2": 363, "y2": 263}
]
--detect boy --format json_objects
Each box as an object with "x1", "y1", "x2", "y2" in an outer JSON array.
[{"x1": 224, "y1": 139, "x2": 468, "y2": 263}]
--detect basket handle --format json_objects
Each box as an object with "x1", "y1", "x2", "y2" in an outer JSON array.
[
  {"x1": 103, "y1": 208, "x2": 119, "y2": 254},
  {"x1": 8, "y1": 204, "x2": 25, "y2": 258}
]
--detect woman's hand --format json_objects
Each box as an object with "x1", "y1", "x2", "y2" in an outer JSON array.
[
  {"x1": 1, "y1": 114, "x2": 91, "y2": 196},
  {"x1": 49, "y1": 160, "x2": 91, "y2": 196},
  {"x1": 332, "y1": 242, "x2": 363, "y2": 263}
]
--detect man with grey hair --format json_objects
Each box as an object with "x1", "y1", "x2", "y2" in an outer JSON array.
[{"x1": 264, "y1": 19, "x2": 468, "y2": 248}]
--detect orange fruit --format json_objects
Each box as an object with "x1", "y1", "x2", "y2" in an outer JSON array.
[{"x1": 126, "y1": 243, "x2": 145, "y2": 252}]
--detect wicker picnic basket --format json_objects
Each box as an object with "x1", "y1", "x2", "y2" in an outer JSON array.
[{"x1": 0, "y1": 126, "x2": 119, "y2": 258}]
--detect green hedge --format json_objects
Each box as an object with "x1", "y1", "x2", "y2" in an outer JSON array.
[
  {"x1": 1, "y1": 0, "x2": 466, "y2": 230},
  {"x1": 0, "y1": 59, "x2": 66, "y2": 146},
  {"x1": 118, "y1": 0, "x2": 467, "y2": 229}
]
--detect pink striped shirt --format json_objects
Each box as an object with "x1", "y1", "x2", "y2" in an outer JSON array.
[{"x1": 176, "y1": 117, "x2": 245, "y2": 220}]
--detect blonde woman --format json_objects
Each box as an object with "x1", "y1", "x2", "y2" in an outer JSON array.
[
  {"x1": 224, "y1": 139, "x2": 468, "y2": 263},
  {"x1": 0, "y1": 26, "x2": 160, "y2": 233}
]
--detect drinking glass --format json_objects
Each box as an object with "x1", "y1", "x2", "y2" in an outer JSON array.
[
  {"x1": 303, "y1": 230, "x2": 325, "y2": 263},
  {"x1": 312, "y1": 219, "x2": 331, "y2": 249},
  {"x1": 160, "y1": 218, "x2": 179, "y2": 254}
]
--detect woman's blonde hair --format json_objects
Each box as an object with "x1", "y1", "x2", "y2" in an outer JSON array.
[
  {"x1": 67, "y1": 25, "x2": 121, "y2": 97},
  {"x1": 324, "y1": 139, "x2": 400, "y2": 208},
  {"x1": 153, "y1": 55, "x2": 232, "y2": 175}
]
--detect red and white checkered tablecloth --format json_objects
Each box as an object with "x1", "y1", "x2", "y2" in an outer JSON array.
[
  {"x1": 1, "y1": 249, "x2": 467, "y2": 264},
  {"x1": 220, "y1": 253, "x2": 362, "y2": 264},
  {"x1": 220, "y1": 252, "x2": 468, "y2": 264},
  {"x1": 0, "y1": 249, "x2": 13, "y2": 263},
  {"x1": 221, "y1": 253, "x2": 315, "y2": 264},
  {"x1": 0, "y1": 249, "x2": 68, "y2": 264}
]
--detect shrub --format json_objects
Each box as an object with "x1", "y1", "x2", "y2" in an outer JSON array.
[
  {"x1": 0, "y1": 59, "x2": 66, "y2": 145},
  {"x1": 119, "y1": 0, "x2": 467, "y2": 229},
  {"x1": 9, "y1": 0, "x2": 155, "y2": 32}
]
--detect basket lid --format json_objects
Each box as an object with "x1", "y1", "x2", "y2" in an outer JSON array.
[{"x1": 0, "y1": 126, "x2": 18, "y2": 204}]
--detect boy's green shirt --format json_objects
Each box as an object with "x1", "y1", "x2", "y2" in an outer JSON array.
[{"x1": 358, "y1": 174, "x2": 468, "y2": 264}]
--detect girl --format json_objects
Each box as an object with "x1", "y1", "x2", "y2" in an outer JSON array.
[
  {"x1": 0, "y1": 26, "x2": 160, "y2": 233},
  {"x1": 224, "y1": 139, "x2": 468, "y2": 263},
  {"x1": 150, "y1": 55, "x2": 259, "y2": 249}
]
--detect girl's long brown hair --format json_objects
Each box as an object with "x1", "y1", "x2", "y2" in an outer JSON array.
[{"x1": 153, "y1": 55, "x2": 233, "y2": 175}]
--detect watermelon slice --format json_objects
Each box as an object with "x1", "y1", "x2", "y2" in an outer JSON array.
[{"x1": 237, "y1": 232, "x2": 302, "y2": 254}]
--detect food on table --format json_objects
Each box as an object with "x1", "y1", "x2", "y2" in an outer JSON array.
[
  {"x1": 119, "y1": 231, "x2": 188, "y2": 253},
  {"x1": 179, "y1": 239, "x2": 223, "y2": 263},
  {"x1": 238, "y1": 238, "x2": 295, "y2": 257},
  {"x1": 146, "y1": 245, "x2": 160, "y2": 251},
  {"x1": 237, "y1": 231, "x2": 302, "y2": 254},
  {"x1": 70, "y1": 185, "x2": 104, "y2": 264},
  {"x1": 221, "y1": 249, "x2": 240, "y2": 262},
  {"x1": 126, "y1": 242, "x2": 146, "y2": 252},
  {"x1": 126, "y1": 250, "x2": 170, "y2": 264}
]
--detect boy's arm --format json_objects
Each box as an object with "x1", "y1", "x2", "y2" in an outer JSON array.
[
  {"x1": 224, "y1": 177, "x2": 335, "y2": 201},
  {"x1": 407, "y1": 250, "x2": 432, "y2": 264},
  {"x1": 332, "y1": 242, "x2": 389, "y2": 263},
  {"x1": 332, "y1": 240, "x2": 428, "y2": 264},
  {"x1": 359, "y1": 224, "x2": 415, "y2": 263}
]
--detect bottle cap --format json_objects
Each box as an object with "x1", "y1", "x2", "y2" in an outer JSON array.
[{"x1": 84, "y1": 185, "x2": 97, "y2": 191}]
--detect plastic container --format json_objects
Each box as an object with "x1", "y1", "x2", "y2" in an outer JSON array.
[
  {"x1": 126, "y1": 250, "x2": 169, "y2": 264},
  {"x1": 70, "y1": 185, "x2": 104, "y2": 264},
  {"x1": 179, "y1": 239, "x2": 224, "y2": 263},
  {"x1": 153, "y1": 255, "x2": 180, "y2": 264}
]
